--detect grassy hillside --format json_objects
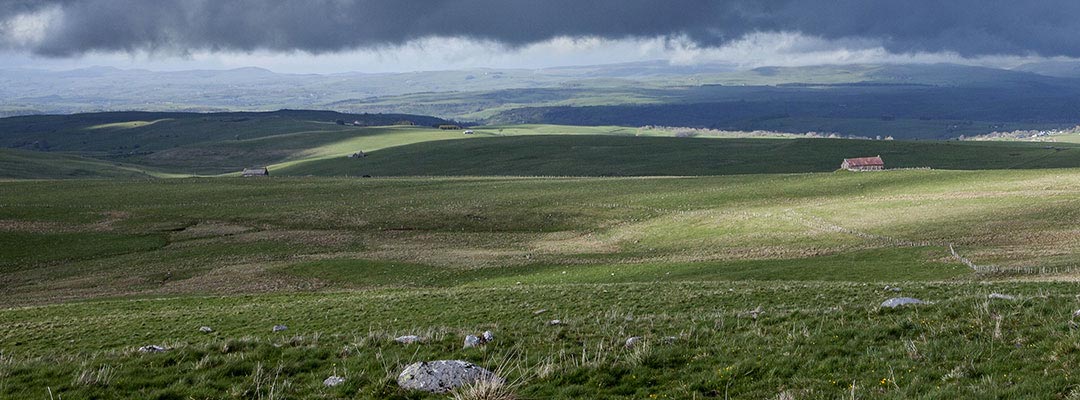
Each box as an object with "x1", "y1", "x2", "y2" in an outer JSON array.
[
  {"x1": 3, "y1": 169, "x2": 1077, "y2": 304},
  {"x1": 0, "y1": 110, "x2": 455, "y2": 174},
  {"x1": 4, "y1": 110, "x2": 1080, "y2": 179},
  {"x1": 278, "y1": 135, "x2": 1080, "y2": 176},
  {"x1": 0, "y1": 170, "x2": 1078, "y2": 398},
  {"x1": 0, "y1": 148, "x2": 172, "y2": 179}
]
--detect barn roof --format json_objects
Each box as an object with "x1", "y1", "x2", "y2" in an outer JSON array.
[{"x1": 843, "y1": 156, "x2": 884, "y2": 167}]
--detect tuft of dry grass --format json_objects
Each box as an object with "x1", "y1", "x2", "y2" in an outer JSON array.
[
  {"x1": 451, "y1": 354, "x2": 529, "y2": 400},
  {"x1": 451, "y1": 377, "x2": 517, "y2": 400},
  {"x1": 228, "y1": 362, "x2": 291, "y2": 400},
  {"x1": 73, "y1": 364, "x2": 118, "y2": 387}
]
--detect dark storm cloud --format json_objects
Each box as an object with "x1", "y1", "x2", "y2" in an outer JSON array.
[{"x1": 5, "y1": 0, "x2": 1080, "y2": 58}]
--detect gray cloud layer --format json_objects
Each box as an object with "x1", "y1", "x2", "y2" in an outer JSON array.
[{"x1": 5, "y1": 0, "x2": 1080, "y2": 58}]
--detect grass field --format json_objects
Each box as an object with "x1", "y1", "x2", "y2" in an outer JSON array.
[
  {"x1": 1, "y1": 169, "x2": 1079, "y2": 398},
  {"x1": 277, "y1": 135, "x2": 1080, "y2": 177}
]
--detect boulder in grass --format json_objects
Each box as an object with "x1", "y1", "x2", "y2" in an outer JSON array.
[
  {"x1": 547, "y1": 319, "x2": 562, "y2": 326},
  {"x1": 395, "y1": 335, "x2": 422, "y2": 344},
  {"x1": 464, "y1": 335, "x2": 482, "y2": 348},
  {"x1": 323, "y1": 375, "x2": 345, "y2": 387},
  {"x1": 199, "y1": 326, "x2": 213, "y2": 333},
  {"x1": 482, "y1": 331, "x2": 495, "y2": 343},
  {"x1": 138, "y1": 345, "x2": 167, "y2": 353},
  {"x1": 272, "y1": 325, "x2": 288, "y2": 332},
  {"x1": 397, "y1": 360, "x2": 502, "y2": 393},
  {"x1": 881, "y1": 297, "x2": 925, "y2": 308},
  {"x1": 625, "y1": 336, "x2": 643, "y2": 349}
]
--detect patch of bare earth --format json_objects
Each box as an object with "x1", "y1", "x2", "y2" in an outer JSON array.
[
  {"x1": 0, "y1": 211, "x2": 132, "y2": 233},
  {"x1": 90, "y1": 211, "x2": 131, "y2": 231},
  {"x1": 230, "y1": 229, "x2": 359, "y2": 247},
  {"x1": 0, "y1": 220, "x2": 74, "y2": 233},
  {"x1": 168, "y1": 222, "x2": 253, "y2": 240},
  {"x1": 153, "y1": 262, "x2": 327, "y2": 295}
]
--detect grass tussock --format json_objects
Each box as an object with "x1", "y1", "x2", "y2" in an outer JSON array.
[{"x1": 72, "y1": 364, "x2": 119, "y2": 387}]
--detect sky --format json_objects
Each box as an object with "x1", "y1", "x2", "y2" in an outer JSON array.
[{"x1": 2, "y1": 0, "x2": 1079, "y2": 74}]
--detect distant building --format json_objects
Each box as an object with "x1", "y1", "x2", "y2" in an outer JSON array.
[
  {"x1": 841, "y1": 156, "x2": 885, "y2": 171},
  {"x1": 242, "y1": 167, "x2": 270, "y2": 177},
  {"x1": 464, "y1": 130, "x2": 475, "y2": 135}
]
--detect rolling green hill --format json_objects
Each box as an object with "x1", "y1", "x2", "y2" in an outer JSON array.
[
  {"x1": 5, "y1": 111, "x2": 1080, "y2": 179},
  {"x1": 0, "y1": 110, "x2": 456, "y2": 175},
  {"x1": 0, "y1": 148, "x2": 172, "y2": 179},
  {"x1": 277, "y1": 134, "x2": 1080, "y2": 176}
]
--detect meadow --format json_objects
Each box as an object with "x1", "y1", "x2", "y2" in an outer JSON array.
[{"x1": 1, "y1": 168, "x2": 1079, "y2": 398}]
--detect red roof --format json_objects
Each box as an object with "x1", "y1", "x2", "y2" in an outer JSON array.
[{"x1": 843, "y1": 156, "x2": 884, "y2": 167}]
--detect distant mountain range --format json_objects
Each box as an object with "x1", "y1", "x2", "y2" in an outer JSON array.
[{"x1": 3, "y1": 62, "x2": 1080, "y2": 138}]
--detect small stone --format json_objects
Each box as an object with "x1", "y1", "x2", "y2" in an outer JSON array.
[
  {"x1": 464, "y1": 335, "x2": 482, "y2": 348},
  {"x1": 881, "y1": 297, "x2": 926, "y2": 308},
  {"x1": 272, "y1": 325, "x2": 288, "y2": 332},
  {"x1": 547, "y1": 319, "x2": 562, "y2": 326},
  {"x1": 323, "y1": 375, "x2": 345, "y2": 387},
  {"x1": 138, "y1": 345, "x2": 166, "y2": 353},
  {"x1": 481, "y1": 331, "x2": 495, "y2": 343},
  {"x1": 884, "y1": 285, "x2": 902, "y2": 292},
  {"x1": 533, "y1": 309, "x2": 548, "y2": 315},
  {"x1": 738, "y1": 306, "x2": 764, "y2": 319},
  {"x1": 397, "y1": 360, "x2": 502, "y2": 393},
  {"x1": 988, "y1": 293, "x2": 1017, "y2": 301},
  {"x1": 395, "y1": 335, "x2": 421, "y2": 344},
  {"x1": 625, "y1": 336, "x2": 642, "y2": 349},
  {"x1": 199, "y1": 326, "x2": 213, "y2": 333}
]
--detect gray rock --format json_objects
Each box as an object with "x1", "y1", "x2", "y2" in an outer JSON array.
[
  {"x1": 463, "y1": 335, "x2": 482, "y2": 348},
  {"x1": 625, "y1": 336, "x2": 643, "y2": 349},
  {"x1": 881, "y1": 297, "x2": 925, "y2": 308},
  {"x1": 988, "y1": 293, "x2": 1017, "y2": 301},
  {"x1": 323, "y1": 375, "x2": 345, "y2": 387},
  {"x1": 199, "y1": 326, "x2": 213, "y2": 333},
  {"x1": 138, "y1": 345, "x2": 166, "y2": 353},
  {"x1": 884, "y1": 285, "x2": 902, "y2": 292},
  {"x1": 547, "y1": 319, "x2": 562, "y2": 326},
  {"x1": 272, "y1": 325, "x2": 288, "y2": 332},
  {"x1": 395, "y1": 335, "x2": 422, "y2": 344},
  {"x1": 397, "y1": 360, "x2": 502, "y2": 393},
  {"x1": 481, "y1": 331, "x2": 495, "y2": 343}
]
